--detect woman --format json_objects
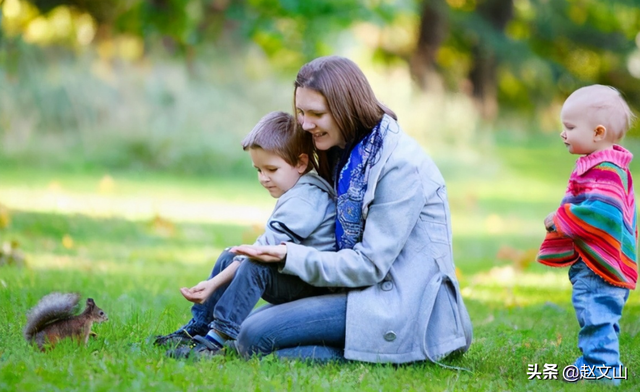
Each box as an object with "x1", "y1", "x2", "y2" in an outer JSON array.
[{"x1": 231, "y1": 55, "x2": 472, "y2": 363}]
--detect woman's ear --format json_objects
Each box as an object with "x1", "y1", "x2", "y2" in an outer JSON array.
[
  {"x1": 594, "y1": 125, "x2": 607, "y2": 141},
  {"x1": 296, "y1": 153, "x2": 309, "y2": 174}
]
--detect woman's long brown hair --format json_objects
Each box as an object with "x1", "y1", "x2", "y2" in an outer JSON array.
[{"x1": 294, "y1": 56, "x2": 397, "y2": 184}]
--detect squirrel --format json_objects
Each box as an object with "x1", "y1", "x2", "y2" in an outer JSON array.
[{"x1": 23, "y1": 292, "x2": 108, "y2": 351}]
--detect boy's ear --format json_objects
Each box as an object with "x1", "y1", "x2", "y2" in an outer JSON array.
[
  {"x1": 594, "y1": 125, "x2": 607, "y2": 141},
  {"x1": 296, "y1": 153, "x2": 309, "y2": 174}
]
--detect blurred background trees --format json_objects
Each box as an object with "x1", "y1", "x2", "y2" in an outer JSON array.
[{"x1": 2, "y1": 0, "x2": 640, "y2": 174}]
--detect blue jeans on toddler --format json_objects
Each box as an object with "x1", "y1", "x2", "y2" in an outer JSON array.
[
  {"x1": 185, "y1": 250, "x2": 333, "y2": 340},
  {"x1": 569, "y1": 260, "x2": 629, "y2": 382}
]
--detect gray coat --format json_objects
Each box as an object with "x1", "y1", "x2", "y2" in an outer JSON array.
[
  {"x1": 238, "y1": 172, "x2": 336, "y2": 262},
  {"x1": 282, "y1": 115, "x2": 472, "y2": 363}
]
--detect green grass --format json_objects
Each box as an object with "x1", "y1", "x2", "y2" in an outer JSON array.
[{"x1": 2, "y1": 134, "x2": 640, "y2": 391}]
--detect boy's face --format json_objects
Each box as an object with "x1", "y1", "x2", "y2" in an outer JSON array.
[
  {"x1": 560, "y1": 97, "x2": 600, "y2": 155},
  {"x1": 249, "y1": 148, "x2": 306, "y2": 198}
]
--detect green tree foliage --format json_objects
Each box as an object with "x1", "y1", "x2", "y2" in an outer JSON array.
[
  {"x1": 524, "y1": 0, "x2": 640, "y2": 105},
  {"x1": 5, "y1": 0, "x2": 640, "y2": 120},
  {"x1": 11, "y1": 1, "x2": 406, "y2": 66},
  {"x1": 423, "y1": 0, "x2": 640, "y2": 117},
  {"x1": 232, "y1": 0, "x2": 404, "y2": 70}
]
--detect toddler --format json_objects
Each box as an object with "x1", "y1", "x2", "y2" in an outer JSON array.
[{"x1": 537, "y1": 84, "x2": 637, "y2": 384}]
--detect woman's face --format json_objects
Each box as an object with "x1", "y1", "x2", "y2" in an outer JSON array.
[{"x1": 295, "y1": 87, "x2": 345, "y2": 150}]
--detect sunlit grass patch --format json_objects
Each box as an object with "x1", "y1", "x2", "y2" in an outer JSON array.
[
  {"x1": 0, "y1": 170, "x2": 274, "y2": 226},
  {"x1": 461, "y1": 266, "x2": 571, "y2": 307}
]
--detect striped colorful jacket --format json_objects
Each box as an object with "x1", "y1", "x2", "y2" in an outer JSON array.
[{"x1": 537, "y1": 145, "x2": 638, "y2": 289}]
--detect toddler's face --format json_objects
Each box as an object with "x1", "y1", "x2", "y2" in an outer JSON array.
[
  {"x1": 249, "y1": 148, "x2": 305, "y2": 198},
  {"x1": 560, "y1": 98, "x2": 598, "y2": 155}
]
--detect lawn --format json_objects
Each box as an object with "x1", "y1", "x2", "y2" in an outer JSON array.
[{"x1": 2, "y1": 133, "x2": 640, "y2": 391}]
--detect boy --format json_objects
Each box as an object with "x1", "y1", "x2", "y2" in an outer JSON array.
[
  {"x1": 155, "y1": 111, "x2": 336, "y2": 359},
  {"x1": 537, "y1": 85, "x2": 637, "y2": 384}
]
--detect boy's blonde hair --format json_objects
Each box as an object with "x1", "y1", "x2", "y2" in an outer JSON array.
[
  {"x1": 241, "y1": 111, "x2": 315, "y2": 173},
  {"x1": 568, "y1": 84, "x2": 636, "y2": 141}
]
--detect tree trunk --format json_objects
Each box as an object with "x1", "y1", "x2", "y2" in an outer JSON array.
[
  {"x1": 469, "y1": 0, "x2": 514, "y2": 120},
  {"x1": 410, "y1": 0, "x2": 449, "y2": 92}
]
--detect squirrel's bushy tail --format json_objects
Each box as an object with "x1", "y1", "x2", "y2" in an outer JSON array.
[{"x1": 23, "y1": 292, "x2": 80, "y2": 341}]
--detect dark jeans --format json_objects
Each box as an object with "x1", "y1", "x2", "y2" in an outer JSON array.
[
  {"x1": 188, "y1": 250, "x2": 332, "y2": 340},
  {"x1": 236, "y1": 292, "x2": 347, "y2": 362}
]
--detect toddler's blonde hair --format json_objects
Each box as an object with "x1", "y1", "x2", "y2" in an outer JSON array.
[{"x1": 567, "y1": 84, "x2": 635, "y2": 141}]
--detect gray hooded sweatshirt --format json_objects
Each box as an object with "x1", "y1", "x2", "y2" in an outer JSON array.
[{"x1": 238, "y1": 172, "x2": 336, "y2": 258}]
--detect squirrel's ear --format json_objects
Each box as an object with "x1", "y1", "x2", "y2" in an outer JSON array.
[{"x1": 86, "y1": 298, "x2": 95, "y2": 307}]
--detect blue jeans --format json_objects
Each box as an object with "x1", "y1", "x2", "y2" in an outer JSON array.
[
  {"x1": 569, "y1": 260, "x2": 629, "y2": 378},
  {"x1": 186, "y1": 250, "x2": 236, "y2": 336},
  {"x1": 187, "y1": 250, "x2": 334, "y2": 341},
  {"x1": 236, "y1": 292, "x2": 347, "y2": 362}
]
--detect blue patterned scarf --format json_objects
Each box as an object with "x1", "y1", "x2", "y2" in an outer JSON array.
[{"x1": 335, "y1": 120, "x2": 386, "y2": 250}]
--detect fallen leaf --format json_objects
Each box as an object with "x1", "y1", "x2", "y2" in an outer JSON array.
[
  {"x1": 0, "y1": 204, "x2": 10, "y2": 229},
  {"x1": 149, "y1": 214, "x2": 175, "y2": 237},
  {"x1": 98, "y1": 175, "x2": 115, "y2": 194},
  {"x1": 62, "y1": 234, "x2": 74, "y2": 249},
  {"x1": 241, "y1": 223, "x2": 263, "y2": 244}
]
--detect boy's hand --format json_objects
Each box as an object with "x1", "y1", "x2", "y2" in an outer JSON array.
[
  {"x1": 180, "y1": 280, "x2": 215, "y2": 304},
  {"x1": 544, "y1": 212, "x2": 556, "y2": 232}
]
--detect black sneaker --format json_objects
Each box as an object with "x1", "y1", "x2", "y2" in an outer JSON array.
[
  {"x1": 153, "y1": 318, "x2": 210, "y2": 347},
  {"x1": 166, "y1": 335, "x2": 224, "y2": 360},
  {"x1": 153, "y1": 329, "x2": 196, "y2": 348}
]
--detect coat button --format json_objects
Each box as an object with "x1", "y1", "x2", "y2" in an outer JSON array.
[
  {"x1": 381, "y1": 281, "x2": 393, "y2": 291},
  {"x1": 383, "y1": 331, "x2": 396, "y2": 341}
]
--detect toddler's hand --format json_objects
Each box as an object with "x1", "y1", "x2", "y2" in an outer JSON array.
[
  {"x1": 180, "y1": 281, "x2": 214, "y2": 304},
  {"x1": 544, "y1": 212, "x2": 556, "y2": 232}
]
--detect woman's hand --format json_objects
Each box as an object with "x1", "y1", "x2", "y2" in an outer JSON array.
[
  {"x1": 229, "y1": 244, "x2": 287, "y2": 263},
  {"x1": 544, "y1": 212, "x2": 556, "y2": 232},
  {"x1": 180, "y1": 280, "x2": 215, "y2": 304}
]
